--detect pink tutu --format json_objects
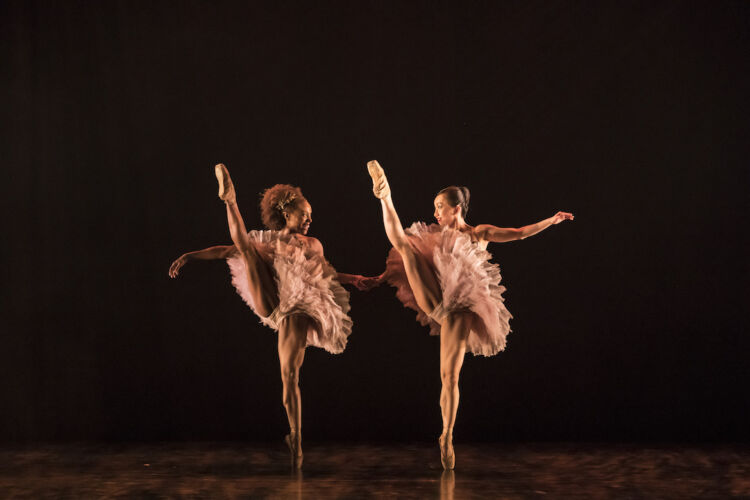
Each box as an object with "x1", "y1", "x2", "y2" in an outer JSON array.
[
  {"x1": 226, "y1": 230, "x2": 352, "y2": 354},
  {"x1": 383, "y1": 222, "x2": 512, "y2": 356}
]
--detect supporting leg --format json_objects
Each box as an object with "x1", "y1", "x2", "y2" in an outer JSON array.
[
  {"x1": 439, "y1": 311, "x2": 471, "y2": 470},
  {"x1": 278, "y1": 314, "x2": 308, "y2": 469}
]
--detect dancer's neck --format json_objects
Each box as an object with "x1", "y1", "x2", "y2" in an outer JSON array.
[
  {"x1": 280, "y1": 227, "x2": 303, "y2": 238},
  {"x1": 445, "y1": 218, "x2": 470, "y2": 232}
]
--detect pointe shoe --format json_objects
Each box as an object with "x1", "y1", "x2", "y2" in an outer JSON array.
[
  {"x1": 367, "y1": 160, "x2": 391, "y2": 199},
  {"x1": 215, "y1": 163, "x2": 236, "y2": 203},
  {"x1": 285, "y1": 433, "x2": 304, "y2": 469},
  {"x1": 439, "y1": 434, "x2": 455, "y2": 470}
]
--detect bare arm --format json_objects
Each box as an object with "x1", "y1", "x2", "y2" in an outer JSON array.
[
  {"x1": 336, "y1": 273, "x2": 358, "y2": 285},
  {"x1": 476, "y1": 211, "x2": 574, "y2": 243},
  {"x1": 308, "y1": 237, "x2": 381, "y2": 291},
  {"x1": 168, "y1": 245, "x2": 236, "y2": 278},
  {"x1": 337, "y1": 272, "x2": 382, "y2": 291}
]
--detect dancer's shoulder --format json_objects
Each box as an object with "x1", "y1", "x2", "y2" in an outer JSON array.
[{"x1": 299, "y1": 234, "x2": 325, "y2": 256}]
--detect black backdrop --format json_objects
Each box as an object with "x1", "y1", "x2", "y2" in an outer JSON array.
[{"x1": 2, "y1": 0, "x2": 748, "y2": 443}]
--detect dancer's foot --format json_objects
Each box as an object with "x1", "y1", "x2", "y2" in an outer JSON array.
[
  {"x1": 367, "y1": 160, "x2": 391, "y2": 199},
  {"x1": 439, "y1": 433, "x2": 455, "y2": 470},
  {"x1": 285, "y1": 433, "x2": 303, "y2": 469},
  {"x1": 215, "y1": 163, "x2": 236, "y2": 203}
]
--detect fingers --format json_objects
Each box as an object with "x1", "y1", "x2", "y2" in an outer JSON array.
[
  {"x1": 168, "y1": 259, "x2": 182, "y2": 278},
  {"x1": 351, "y1": 277, "x2": 378, "y2": 291},
  {"x1": 554, "y1": 211, "x2": 574, "y2": 222},
  {"x1": 362, "y1": 277, "x2": 380, "y2": 291}
]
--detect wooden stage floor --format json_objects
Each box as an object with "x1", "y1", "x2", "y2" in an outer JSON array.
[{"x1": 1, "y1": 442, "x2": 748, "y2": 498}]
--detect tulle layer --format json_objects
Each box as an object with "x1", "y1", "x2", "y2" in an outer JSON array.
[
  {"x1": 383, "y1": 222, "x2": 512, "y2": 356},
  {"x1": 226, "y1": 230, "x2": 352, "y2": 354}
]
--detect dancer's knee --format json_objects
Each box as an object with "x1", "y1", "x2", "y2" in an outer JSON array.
[
  {"x1": 280, "y1": 364, "x2": 299, "y2": 386},
  {"x1": 440, "y1": 369, "x2": 460, "y2": 388}
]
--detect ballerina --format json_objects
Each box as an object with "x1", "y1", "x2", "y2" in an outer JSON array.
[
  {"x1": 367, "y1": 160, "x2": 573, "y2": 470},
  {"x1": 169, "y1": 164, "x2": 377, "y2": 468}
]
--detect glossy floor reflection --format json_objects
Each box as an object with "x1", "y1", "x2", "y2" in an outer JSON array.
[{"x1": 1, "y1": 443, "x2": 748, "y2": 498}]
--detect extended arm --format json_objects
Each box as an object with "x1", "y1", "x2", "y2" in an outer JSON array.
[
  {"x1": 307, "y1": 237, "x2": 381, "y2": 291},
  {"x1": 476, "y1": 211, "x2": 574, "y2": 243},
  {"x1": 336, "y1": 273, "x2": 359, "y2": 285},
  {"x1": 168, "y1": 245, "x2": 236, "y2": 278},
  {"x1": 337, "y1": 272, "x2": 382, "y2": 291}
]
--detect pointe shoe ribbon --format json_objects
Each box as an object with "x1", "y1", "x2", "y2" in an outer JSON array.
[
  {"x1": 367, "y1": 160, "x2": 391, "y2": 199},
  {"x1": 215, "y1": 163, "x2": 236, "y2": 203}
]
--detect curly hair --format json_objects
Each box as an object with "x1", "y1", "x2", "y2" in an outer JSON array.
[{"x1": 259, "y1": 184, "x2": 306, "y2": 230}]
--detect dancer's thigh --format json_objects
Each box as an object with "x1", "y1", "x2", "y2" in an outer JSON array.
[
  {"x1": 240, "y1": 247, "x2": 279, "y2": 317},
  {"x1": 440, "y1": 312, "x2": 472, "y2": 375},
  {"x1": 401, "y1": 246, "x2": 443, "y2": 315},
  {"x1": 278, "y1": 314, "x2": 308, "y2": 373}
]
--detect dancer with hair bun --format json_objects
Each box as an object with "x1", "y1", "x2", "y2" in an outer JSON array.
[
  {"x1": 367, "y1": 160, "x2": 573, "y2": 470},
  {"x1": 169, "y1": 164, "x2": 378, "y2": 468}
]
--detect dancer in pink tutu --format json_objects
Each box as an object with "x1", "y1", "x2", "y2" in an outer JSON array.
[
  {"x1": 367, "y1": 160, "x2": 573, "y2": 470},
  {"x1": 169, "y1": 164, "x2": 377, "y2": 468}
]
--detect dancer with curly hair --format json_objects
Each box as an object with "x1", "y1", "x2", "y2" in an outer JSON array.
[
  {"x1": 169, "y1": 164, "x2": 377, "y2": 468},
  {"x1": 367, "y1": 160, "x2": 573, "y2": 470}
]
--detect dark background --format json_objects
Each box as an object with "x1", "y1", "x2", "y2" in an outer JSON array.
[{"x1": 2, "y1": 0, "x2": 748, "y2": 443}]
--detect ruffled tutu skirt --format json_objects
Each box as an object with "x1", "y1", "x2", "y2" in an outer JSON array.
[
  {"x1": 383, "y1": 222, "x2": 512, "y2": 356},
  {"x1": 226, "y1": 230, "x2": 352, "y2": 354}
]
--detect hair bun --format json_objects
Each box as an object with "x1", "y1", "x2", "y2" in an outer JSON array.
[
  {"x1": 460, "y1": 186, "x2": 470, "y2": 205},
  {"x1": 260, "y1": 184, "x2": 305, "y2": 230}
]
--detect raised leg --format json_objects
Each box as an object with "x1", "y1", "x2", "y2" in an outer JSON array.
[
  {"x1": 278, "y1": 313, "x2": 308, "y2": 469},
  {"x1": 215, "y1": 164, "x2": 279, "y2": 317},
  {"x1": 439, "y1": 311, "x2": 471, "y2": 470},
  {"x1": 367, "y1": 161, "x2": 443, "y2": 315}
]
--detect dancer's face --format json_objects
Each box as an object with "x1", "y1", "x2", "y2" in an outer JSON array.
[
  {"x1": 284, "y1": 200, "x2": 313, "y2": 234},
  {"x1": 433, "y1": 194, "x2": 460, "y2": 226}
]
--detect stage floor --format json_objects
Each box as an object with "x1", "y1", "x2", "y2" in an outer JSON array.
[{"x1": 1, "y1": 443, "x2": 748, "y2": 498}]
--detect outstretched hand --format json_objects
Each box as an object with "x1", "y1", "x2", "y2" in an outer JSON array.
[
  {"x1": 168, "y1": 254, "x2": 189, "y2": 278},
  {"x1": 550, "y1": 211, "x2": 574, "y2": 224},
  {"x1": 352, "y1": 274, "x2": 383, "y2": 292}
]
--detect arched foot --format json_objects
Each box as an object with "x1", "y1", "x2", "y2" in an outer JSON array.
[
  {"x1": 285, "y1": 433, "x2": 303, "y2": 469},
  {"x1": 367, "y1": 160, "x2": 391, "y2": 199},
  {"x1": 215, "y1": 163, "x2": 236, "y2": 203},
  {"x1": 439, "y1": 433, "x2": 455, "y2": 470}
]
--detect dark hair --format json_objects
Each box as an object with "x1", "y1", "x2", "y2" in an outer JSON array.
[
  {"x1": 259, "y1": 184, "x2": 307, "y2": 230},
  {"x1": 437, "y1": 186, "x2": 470, "y2": 217}
]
